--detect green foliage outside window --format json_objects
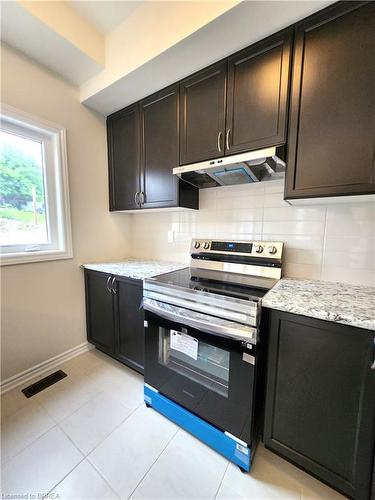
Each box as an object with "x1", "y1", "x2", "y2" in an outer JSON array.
[{"x1": 0, "y1": 144, "x2": 44, "y2": 209}]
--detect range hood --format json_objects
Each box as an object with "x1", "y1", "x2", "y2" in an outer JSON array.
[{"x1": 173, "y1": 147, "x2": 286, "y2": 189}]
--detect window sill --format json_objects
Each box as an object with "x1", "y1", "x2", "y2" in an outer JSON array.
[{"x1": 0, "y1": 248, "x2": 73, "y2": 266}]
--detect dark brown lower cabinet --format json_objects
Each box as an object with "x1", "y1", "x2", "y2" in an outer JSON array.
[
  {"x1": 115, "y1": 276, "x2": 144, "y2": 373},
  {"x1": 263, "y1": 309, "x2": 375, "y2": 500},
  {"x1": 84, "y1": 269, "x2": 144, "y2": 374},
  {"x1": 85, "y1": 270, "x2": 115, "y2": 356}
]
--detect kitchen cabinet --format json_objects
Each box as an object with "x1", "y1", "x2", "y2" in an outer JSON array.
[
  {"x1": 179, "y1": 61, "x2": 227, "y2": 165},
  {"x1": 285, "y1": 1, "x2": 375, "y2": 200},
  {"x1": 107, "y1": 87, "x2": 198, "y2": 212},
  {"x1": 115, "y1": 275, "x2": 144, "y2": 373},
  {"x1": 263, "y1": 309, "x2": 375, "y2": 500},
  {"x1": 226, "y1": 29, "x2": 292, "y2": 155},
  {"x1": 84, "y1": 269, "x2": 144, "y2": 374},
  {"x1": 85, "y1": 270, "x2": 115, "y2": 355},
  {"x1": 107, "y1": 104, "x2": 140, "y2": 211},
  {"x1": 179, "y1": 29, "x2": 292, "y2": 165},
  {"x1": 140, "y1": 84, "x2": 197, "y2": 209}
]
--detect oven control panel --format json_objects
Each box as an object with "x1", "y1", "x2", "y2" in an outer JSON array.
[{"x1": 191, "y1": 239, "x2": 283, "y2": 260}]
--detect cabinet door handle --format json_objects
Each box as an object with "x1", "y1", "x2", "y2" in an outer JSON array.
[
  {"x1": 226, "y1": 129, "x2": 231, "y2": 151},
  {"x1": 111, "y1": 277, "x2": 117, "y2": 294},
  {"x1": 134, "y1": 191, "x2": 141, "y2": 206},
  {"x1": 140, "y1": 191, "x2": 145, "y2": 205},
  {"x1": 106, "y1": 276, "x2": 112, "y2": 293},
  {"x1": 217, "y1": 131, "x2": 222, "y2": 153}
]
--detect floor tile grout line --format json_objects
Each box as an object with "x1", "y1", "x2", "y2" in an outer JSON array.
[
  {"x1": 32, "y1": 373, "x2": 105, "y2": 425},
  {"x1": 85, "y1": 402, "x2": 147, "y2": 497},
  {"x1": 46, "y1": 454, "x2": 121, "y2": 500},
  {"x1": 84, "y1": 401, "x2": 143, "y2": 458},
  {"x1": 56, "y1": 384, "x2": 134, "y2": 429},
  {"x1": 74, "y1": 460, "x2": 121, "y2": 500},
  {"x1": 45, "y1": 455, "x2": 87, "y2": 497},
  {"x1": 43, "y1": 397, "x2": 141, "y2": 493},
  {"x1": 45, "y1": 401, "x2": 142, "y2": 498},
  {"x1": 1, "y1": 357, "x2": 107, "y2": 466},
  {"x1": 127, "y1": 424, "x2": 180, "y2": 499},
  {"x1": 1, "y1": 422, "x2": 58, "y2": 469},
  {"x1": 56, "y1": 419, "x2": 87, "y2": 456},
  {"x1": 214, "y1": 461, "x2": 230, "y2": 499},
  {"x1": 37, "y1": 392, "x2": 101, "y2": 428},
  {"x1": 34, "y1": 355, "x2": 132, "y2": 425},
  {"x1": 1, "y1": 359, "x2": 128, "y2": 490}
]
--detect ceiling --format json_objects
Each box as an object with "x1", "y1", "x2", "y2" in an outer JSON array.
[{"x1": 68, "y1": 1, "x2": 144, "y2": 35}]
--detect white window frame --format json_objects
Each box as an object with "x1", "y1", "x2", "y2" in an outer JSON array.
[{"x1": 0, "y1": 104, "x2": 73, "y2": 265}]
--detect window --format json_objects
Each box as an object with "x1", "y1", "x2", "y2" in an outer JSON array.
[{"x1": 0, "y1": 105, "x2": 72, "y2": 265}]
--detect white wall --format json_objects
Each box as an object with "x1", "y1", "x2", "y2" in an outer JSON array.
[
  {"x1": 1, "y1": 44, "x2": 131, "y2": 380},
  {"x1": 129, "y1": 179, "x2": 375, "y2": 286}
]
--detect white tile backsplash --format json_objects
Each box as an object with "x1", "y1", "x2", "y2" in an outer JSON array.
[{"x1": 130, "y1": 179, "x2": 375, "y2": 286}]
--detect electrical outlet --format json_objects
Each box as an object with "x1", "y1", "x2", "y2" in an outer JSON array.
[{"x1": 167, "y1": 231, "x2": 174, "y2": 243}]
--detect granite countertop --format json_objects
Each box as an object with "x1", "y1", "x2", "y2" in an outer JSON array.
[
  {"x1": 82, "y1": 259, "x2": 187, "y2": 280},
  {"x1": 262, "y1": 278, "x2": 375, "y2": 331}
]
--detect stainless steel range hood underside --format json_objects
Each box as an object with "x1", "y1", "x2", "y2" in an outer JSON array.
[{"x1": 173, "y1": 147, "x2": 285, "y2": 189}]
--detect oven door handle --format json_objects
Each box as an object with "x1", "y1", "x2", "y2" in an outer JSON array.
[{"x1": 142, "y1": 298, "x2": 258, "y2": 344}]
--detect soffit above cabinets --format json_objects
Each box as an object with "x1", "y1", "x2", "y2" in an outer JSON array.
[
  {"x1": 1, "y1": 0, "x2": 334, "y2": 115},
  {"x1": 81, "y1": 0, "x2": 334, "y2": 116},
  {"x1": 1, "y1": 0, "x2": 105, "y2": 86},
  {"x1": 67, "y1": 1, "x2": 145, "y2": 35}
]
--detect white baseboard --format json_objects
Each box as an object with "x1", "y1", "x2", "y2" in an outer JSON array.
[{"x1": 0, "y1": 342, "x2": 94, "y2": 395}]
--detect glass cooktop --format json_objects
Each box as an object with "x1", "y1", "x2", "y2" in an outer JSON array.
[{"x1": 152, "y1": 267, "x2": 278, "y2": 302}]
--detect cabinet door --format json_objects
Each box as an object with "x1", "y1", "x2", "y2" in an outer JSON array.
[
  {"x1": 107, "y1": 104, "x2": 140, "y2": 210},
  {"x1": 85, "y1": 270, "x2": 115, "y2": 355},
  {"x1": 264, "y1": 310, "x2": 375, "y2": 500},
  {"x1": 114, "y1": 277, "x2": 144, "y2": 374},
  {"x1": 285, "y1": 2, "x2": 375, "y2": 199},
  {"x1": 140, "y1": 85, "x2": 179, "y2": 208},
  {"x1": 180, "y1": 61, "x2": 227, "y2": 165},
  {"x1": 226, "y1": 29, "x2": 292, "y2": 155}
]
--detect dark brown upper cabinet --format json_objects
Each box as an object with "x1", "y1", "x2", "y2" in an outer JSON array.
[
  {"x1": 179, "y1": 61, "x2": 227, "y2": 165},
  {"x1": 285, "y1": 1, "x2": 375, "y2": 200},
  {"x1": 107, "y1": 104, "x2": 140, "y2": 211},
  {"x1": 107, "y1": 87, "x2": 198, "y2": 212},
  {"x1": 140, "y1": 85, "x2": 196, "y2": 209},
  {"x1": 226, "y1": 29, "x2": 292, "y2": 156}
]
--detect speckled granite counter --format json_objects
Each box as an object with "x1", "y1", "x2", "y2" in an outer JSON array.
[
  {"x1": 82, "y1": 260, "x2": 187, "y2": 280},
  {"x1": 262, "y1": 278, "x2": 375, "y2": 331}
]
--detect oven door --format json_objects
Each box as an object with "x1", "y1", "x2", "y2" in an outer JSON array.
[{"x1": 144, "y1": 302, "x2": 256, "y2": 445}]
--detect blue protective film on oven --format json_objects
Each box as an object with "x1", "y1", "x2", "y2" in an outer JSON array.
[{"x1": 144, "y1": 385, "x2": 252, "y2": 472}]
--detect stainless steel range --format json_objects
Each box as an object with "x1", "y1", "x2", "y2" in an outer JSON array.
[
  {"x1": 143, "y1": 239, "x2": 283, "y2": 472},
  {"x1": 144, "y1": 239, "x2": 283, "y2": 343}
]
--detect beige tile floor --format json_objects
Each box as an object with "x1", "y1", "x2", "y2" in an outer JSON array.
[{"x1": 1, "y1": 350, "x2": 345, "y2": 499}]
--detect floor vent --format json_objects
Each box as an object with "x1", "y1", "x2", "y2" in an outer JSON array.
[{"x1": 22, "y1": 370, "x2": 67, "y2": 398}]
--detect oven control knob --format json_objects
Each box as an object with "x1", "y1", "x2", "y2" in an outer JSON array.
[
  {"x1": 203, "y1": 242, "x2": 210, "y2": 249},
  {"x1": 193, "y1": 241, "x2": 200, "y2": 249},
  {"x1": 255, "y1": 244, "x2": 264, "y2": 254},
  {"x1": 268, "y1": 246, "x2": 277, "y2": 255}
]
